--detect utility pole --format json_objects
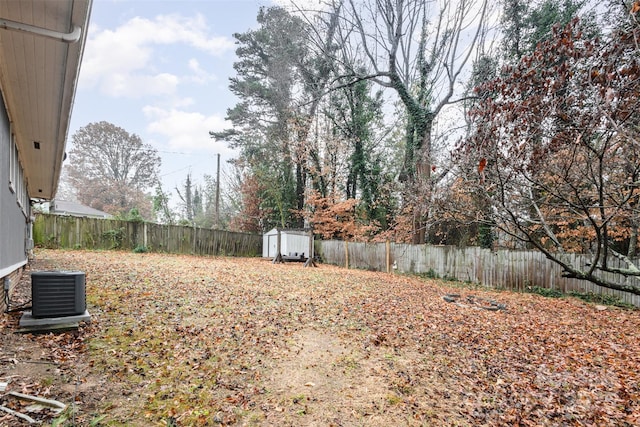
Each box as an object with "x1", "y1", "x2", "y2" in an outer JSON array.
[{"x1": 215, "y1": 153, "x2": 220, "y2": 229}]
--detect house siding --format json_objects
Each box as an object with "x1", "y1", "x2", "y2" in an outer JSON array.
[
  {"x1": 0, "y1": 267, "x2": 24, "y2": 312},
  {"x1": 0, "y1": 95, "x2": 29, "y2": 280}
]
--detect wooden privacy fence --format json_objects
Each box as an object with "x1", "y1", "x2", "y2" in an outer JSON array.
[
  {"x1": 33, "y1": 214, "x2": 261, "y2": 257},
  {"x1": 317, "y1": 240, "x2": 640, "y2": 307}
]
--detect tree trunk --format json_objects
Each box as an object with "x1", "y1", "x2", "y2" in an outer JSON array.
[
  {"x1": 410, "y1": 119, "x2": 433, "y2": 244},
  {"x1": 628, "y1": 219, "x2": 638, "y2": 258},
  {"x1": 295, "y1": 160, "x2": 306, "y2": 226}
]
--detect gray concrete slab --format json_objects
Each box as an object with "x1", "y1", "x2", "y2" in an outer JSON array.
[{"x1": 19, "y1": 310, "x2": 91, "y2": 327}]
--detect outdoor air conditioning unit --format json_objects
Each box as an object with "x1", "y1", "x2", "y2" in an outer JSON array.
[{"x1": 31, "y1": 271, "x2": 86, "y2": 318}]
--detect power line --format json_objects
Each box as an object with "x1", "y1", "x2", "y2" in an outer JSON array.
[
  {"x1": 158, "y1": 154, "x2": 226, "y2": 179},
  {"x1": 156, "y1": 150, "x2": 202, "y2": 155}
]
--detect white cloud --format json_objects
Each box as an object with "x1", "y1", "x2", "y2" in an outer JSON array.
[
  {"x1": 187, "y1": 58, "x2": 218, "y2": 84},
  {"x1": 172, "y1": 97, "x2": 196, "y2": 108},
  {"x1": 105, "y1": 72, "x2": 180, "y2": 98},
  {"x1": 143, "y1": 106, "x2": 233, "y2": 155},
  {"x1": 80, "y1": 13, "x2": 233, "y2": 97}
]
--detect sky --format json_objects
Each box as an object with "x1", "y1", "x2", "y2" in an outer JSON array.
[{"x1": 67, "y1": 0, "x2": 293, "y2": 199}]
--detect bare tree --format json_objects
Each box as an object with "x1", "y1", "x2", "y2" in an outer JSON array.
[
  {"x1": 67, "y1": 121, "x2": 160, "y2": 217},
  {"x1": 334, "y1": 0, "x2": 490, "y2": 243}
]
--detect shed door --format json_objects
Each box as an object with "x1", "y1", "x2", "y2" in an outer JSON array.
[{"x1": 268, "y1": 234, "x2": 279, "y2": 257}]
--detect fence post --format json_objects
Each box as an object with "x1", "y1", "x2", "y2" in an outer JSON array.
[
  {"x1": 345, "y1": 240, "x2": 349, "y2": 269},
  {"x1": 386, "y1": 240, "x2": 390, "y2": 273}
]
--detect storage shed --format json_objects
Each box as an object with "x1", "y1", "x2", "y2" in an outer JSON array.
[{"x1": 263, "y1": 228, "x2": 311, "y2": 259}]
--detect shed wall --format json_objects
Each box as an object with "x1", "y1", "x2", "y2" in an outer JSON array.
[{"x1": 281, "y1": 233, "x2": 310, "y2": 257}]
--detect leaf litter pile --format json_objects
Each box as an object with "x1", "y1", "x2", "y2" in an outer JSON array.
[{"x1": 2, "y1": 249, "x2": 639, "y2": 426}]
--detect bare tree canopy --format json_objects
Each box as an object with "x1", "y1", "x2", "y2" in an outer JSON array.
[
  {"x1": 67, "y1": 121, "x2": 161, "y2": 217},
  {"x1": 337, "y1": 0, "x2": 490, "y2": 242}
]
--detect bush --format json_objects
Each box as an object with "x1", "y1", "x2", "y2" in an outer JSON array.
[
  {"x1": 478, "y1": 223, "x2": 495, "y2": 249},
  {"x1": 133, "y1": 245, "x2": 148, "y2": 253}
]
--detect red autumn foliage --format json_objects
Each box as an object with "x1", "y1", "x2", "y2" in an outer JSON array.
[
  {"x1": 229, "y1": 173, "x2": 267, "y2": 233},
  {"x1": 304, "y1": 191, "x2": 377, "y2": 240}
]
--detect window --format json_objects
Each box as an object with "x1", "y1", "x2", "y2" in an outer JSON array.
[
  {"x1": 8, "y1": 131, "x2": 15, "y2": 193},
  {"x1": 8, "y1": 130, "x2": 29, "y2": 214}
]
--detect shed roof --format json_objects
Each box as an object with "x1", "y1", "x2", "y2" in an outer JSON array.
[{"x1": 264, "y1": 228, "x2": 311, "y2": 236}]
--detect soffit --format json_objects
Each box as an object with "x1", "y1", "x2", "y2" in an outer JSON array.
[{"x1": 0, "y1": 0, "x2": 91, "y2": 199}]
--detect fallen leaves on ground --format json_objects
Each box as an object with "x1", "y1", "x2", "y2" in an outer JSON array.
[{"x1": 5, "y1": 249, "x2": 640, "y2": 426}]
